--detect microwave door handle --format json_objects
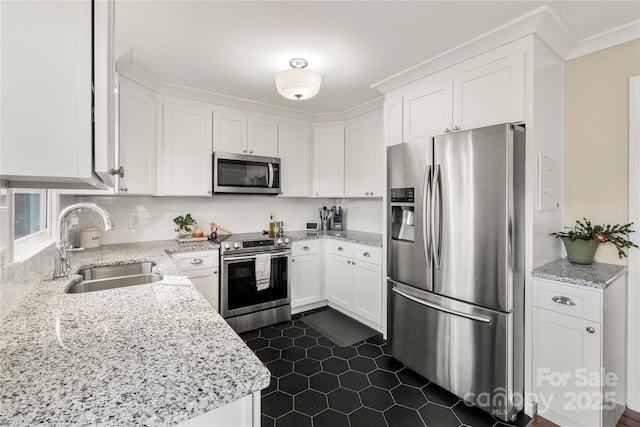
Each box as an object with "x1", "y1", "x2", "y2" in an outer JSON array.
[{"x1": 268, "y1": 163, "x2": 274, "y2": 188}]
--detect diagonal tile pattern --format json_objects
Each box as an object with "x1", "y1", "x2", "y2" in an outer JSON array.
[{"x1": 240, "y1": 308, "x2": 531, "y2": 427}]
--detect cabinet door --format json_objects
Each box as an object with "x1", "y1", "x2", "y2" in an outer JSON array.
[
  {"x1": 353, "y1": 260, "x2": 382, "y2": 326},
  {"x1": 1, "y1": 1, "x2": 96, "y2": 186},
  {"x1": 384, "y1": 93, "x2": 403, "y2": 146},
  {"x1": 533, "y1": 307, "x2": 602, "y2": 427},
  {"x1": 163, "y1": 102, "x2": 213, "y2": 196},
  {"x1": 213, "y1": 111, "x2": 248, "y2": 154},
  {"x1": 326, "y1": 254, "x2": 355, "y2": 310},
  {"x1": 184, "y1": 268, "x2": 219, "y2": 311},
  {"x1": 248, "y1": 118, "x2": 278, "y2": 157},
  {"x1": 291, "y1": 255, "x2": 320, "y2": 308},
  {"x1": 453, "y1": 53, "x2": 524, "y2": 131},
  {"x1": 279, "y1": 123, "x2": 313, "y2": 197},
  {"x1": 118, "y1": 79, "x2": 156, "y2": 195},
  {"x1": 313, "y1": 127, "x2": 345, "y2": 197},
  {"x1": 403, "y1": 79, "x2": 452, "y2": 142},
  {"x1": 344, "y1": 122, "x2": 371, "y2": 197}
]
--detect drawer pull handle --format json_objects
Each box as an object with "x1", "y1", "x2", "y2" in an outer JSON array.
[
  {"x1": 338, "y1": 247, "x2": 344, "y2": 251},
  {"x1": 586, "y1": 327, "x2": 595, "y2": 334},
  {"x1": 302, "y1": 246, "x2": 310, "y2": 251},
  {"x1": 552, "y1": 296, "x2": 576, "y2": 306},
  {"x1": 213, "y1": 270, "x2": 218, "y2": 274},
  {"x1": 191, "y1": 259, "x2": 204, "y2": 265},
  {"x1": 363, "y1": 252, "x2": 371, "y2": 257}
]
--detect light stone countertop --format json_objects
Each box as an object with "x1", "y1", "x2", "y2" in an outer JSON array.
[
  {"x1": 0, "y1": 240, "x2": 270, "y2": 427},
  {"x1": 531, "y1": 258, "x2": 628, "y2": 289},
  {"x1": 286, "y1": 230, "x2": 383, "y2": 247}
]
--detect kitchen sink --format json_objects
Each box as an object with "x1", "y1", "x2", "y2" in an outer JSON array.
[{"x1": 66, "y1": 262, "x2": 163, "y2": 294}]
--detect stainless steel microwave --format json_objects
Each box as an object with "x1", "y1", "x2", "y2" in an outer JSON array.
[{"x1": 213, "y1": 152, "x2": 281, "y2": 195}]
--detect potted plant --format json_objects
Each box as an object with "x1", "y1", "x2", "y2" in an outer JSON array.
[
  {"x1": 173, "y1": 214, "x2": 196, "y2": 238},
  {"x1": 550, "y1": 218, "x2": 638, "y2": 264}
]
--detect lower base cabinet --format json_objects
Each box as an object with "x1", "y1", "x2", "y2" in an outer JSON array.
[
  {"x1": 177, "y1": 391, "x2": 260, "y2": 427},
  {"x1": 291, "y1": 241, "x2": 321, "y2": 310},
  {"x1": 171, "y1": 250, "x2": 220, "y2": 311},
  {"x1": 532, "y1": 276, "x2": 627, "y2": 427}
]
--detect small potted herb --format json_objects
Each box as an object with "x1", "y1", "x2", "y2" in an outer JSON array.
[
  {"x1": 173, "y1": 214, "x2": 196, "y2": 238},
  {"x1": 550, "y1": 218, "x2": 638, "y2": 264}
]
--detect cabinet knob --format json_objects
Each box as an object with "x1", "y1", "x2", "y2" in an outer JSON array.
[
  {"x1": 363, "y1": 252, "x2": 371, "y2": 257},
  {"x1": 347, "y1": 260, "x2": 351, "y2": 264},
  {"x1": 207, "y1": 190, "x2": 212, "y2": 195},
  {"x1": 552, "y1": 296, "x2": 576, "y2": 306},
  {"x1": 586, "y1": 327, "x2": 595, "y2": 334},
  {"x1": 119, "y1": 186, "x2": 128, "y2": 192},
  {"x1": 213, "y1": 270, "x2": 218, "y2": 274},
  {"x1": 110, "y1": 166, "x2": 125, "y2": 178},
  {"x1": 352, "y1": 261, "x2": 356, "y2": 265},
  {"x1": 444, "y1": 128, "x2": 451, "y2": 134},
  {"x1": 291, "y1": 259, "x2": 295, "y2": 263},
  {"x1": 370, "y1": 192, "x2": 374, "y2": 196},
  {"x1": 453, "y1": 126, "x2": 460, "y2": 132},
  {"x1": 249, "y1": 150, "x2": 253, "y2": 154},
  {"x1": 338, "y1": 247, "x2": 344, "y2": 252},
  {"x1": 365, "y1": 192, "x2": 370, "y2": 195},
  {"x1": 243, "y1": 149, "x2": 247, "y2": 153}
]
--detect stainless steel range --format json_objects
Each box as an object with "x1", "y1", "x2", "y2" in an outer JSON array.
[{"x1": 218, "y1": 232, "x2": 291, "y2": 333}]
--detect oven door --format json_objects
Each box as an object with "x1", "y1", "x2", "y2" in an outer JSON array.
[
  {"x1": 213, "y1": 152, "x2": 281, "y2": 194},
  {"x1": 220, "y1": 250, "x2": 290, "y2": 318}
]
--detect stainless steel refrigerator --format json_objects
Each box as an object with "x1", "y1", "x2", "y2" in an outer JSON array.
[{"x1": 387, "y1": 123, "x2": 525, "y2": 421}]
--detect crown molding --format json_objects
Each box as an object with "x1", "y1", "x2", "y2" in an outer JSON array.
[
  {"x1": 370, "y1": 6, "x2": 575, "y2": 94},
  {"x1": 567, "y1": 20, "x2": 640, "y2": 60}
]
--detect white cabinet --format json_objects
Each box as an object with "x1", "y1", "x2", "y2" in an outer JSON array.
[
  {"x1": 278, "y1": 123, "x2": 313, "y2": 197},
  {"x1": 162, "y1": 101, "x2": 213, "y2": 196},
  {"x1": 453, "y1": 53, "x2": 524, "y2": 131},
  {"x1": 401, "y1": 53, "x2": 524, "y2": 141},
  {"x1": 172, "y1": 250, "x2": 220, "y2": 311},
  {"x1": 290, "y1": 241, "x2": 321, "y2": 310},
  {"x1": 213, "y1": 111, "x2": 278, "y2": 157},
  {"x1": 118, "y1": 78, "x2": 157, "y2": 195},
  {"x1": 344, "y1": 116, "x2": 383, "y2": 198},
  {"x1": 532, "y1": 276, "x2": 627, "y2": 427},
  {"x1": 383, "y1": 93, "x2": 403, "y2": 147},
  {"x1": 313, "y1": 127, "x2": 345, "y2": 197},
  {"x1": 325, "y1": 241, "x2": 383, "y2": 329},
  {"x1": 0, "y1": 0, "x2": 114, "y2": 189},
  {"x1": 403, "y1": 79, "x2": 453, "y2": 141}
]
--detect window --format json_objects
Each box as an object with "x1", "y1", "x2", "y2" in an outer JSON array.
[{"x1": 12, "y1": 189, "x2": 54, "y2": 261}]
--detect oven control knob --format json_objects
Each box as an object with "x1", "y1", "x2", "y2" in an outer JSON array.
[
  {"x1": 276, "y1": 238, "x2": 283, "y2": 245},
  {"x1": 224, "y1": 243, "x2": 230, "y2": 250},
  {"x1": 233, "y1": 242, "x2": 240, "y2": 249},
  {"x1": 284, "y1": 238, "x2": 290, "y2": 244}
]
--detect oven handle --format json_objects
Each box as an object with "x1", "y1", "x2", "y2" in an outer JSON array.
[{"x1": 223, "y1": 251, "x2": 291, "y2": 261}]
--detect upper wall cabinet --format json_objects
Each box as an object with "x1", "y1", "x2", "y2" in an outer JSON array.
[
  {"x1": 313, "y1": 127, "x2": 345, "y2": 198},
  {"x1": 278, "y1": 123, "x2": 313, "y2": 197},
  {"x1": 344, "y1": 115, "x2": 383, "y2": 197},
  {"x1": 118, "y1": 78, "x2": 157, "y2": 195},
  {"x1": 162, "y1": 101, "x2": 213, "y2": 196},
  {"x1": 402, "y1": 53, "x2": 524, "y2": 142},
  {"x1": 384, "y1": 93, "x2": 403, "y2": 147},
  {"x1": 213, "y1": 111, "x2": 278, "y2": 157},
  {"x1": 0, "y1": 0, "x2": 115, "y2": 189}
]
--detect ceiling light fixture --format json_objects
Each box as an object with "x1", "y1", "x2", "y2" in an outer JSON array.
[{"x1": 275, "y1": 58, "x2": 321, "y2": 101}]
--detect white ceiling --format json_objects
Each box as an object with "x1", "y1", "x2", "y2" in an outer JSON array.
[{"x1": 115, "y1": 1, "x2": 640, "y2": 114}]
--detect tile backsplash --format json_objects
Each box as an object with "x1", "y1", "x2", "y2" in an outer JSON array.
[{"x1": 67, "y1": 195, "x2": 383, "y2": 245}]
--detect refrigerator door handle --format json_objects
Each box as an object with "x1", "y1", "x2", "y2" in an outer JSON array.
[
  {"x1": 431, "y1": 164, "x2": 442, "y2": 269},
  {"x1": 392, "y1": 287, "x2": 492, "y2": 324},
  {"x1": 423, "y1": 165, "x2": 432, "y2": 267}
]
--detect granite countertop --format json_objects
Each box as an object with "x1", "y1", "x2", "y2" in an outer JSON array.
[
  {"x1": 286, "y1": 230, "x2": 383, "y2": 247},
  {"x1": 0, "y1": 240, "x2": 270, "y2": 427},
  {"x1": 531, "y1": 258, "x2": 628, "y2": 289}
]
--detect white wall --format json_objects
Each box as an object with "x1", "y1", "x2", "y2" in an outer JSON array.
[{"x1": 68, "y1": 195, "x2": 383, "y2": 244}]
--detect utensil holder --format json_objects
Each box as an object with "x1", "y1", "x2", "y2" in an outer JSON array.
[{"x1": 321, "y1": 220, "x2": 331, "y2": 231}]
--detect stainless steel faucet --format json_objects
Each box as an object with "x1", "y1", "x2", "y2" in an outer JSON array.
[{"x1": 53, "y1": 202, "x2": 116, "y2": 278}]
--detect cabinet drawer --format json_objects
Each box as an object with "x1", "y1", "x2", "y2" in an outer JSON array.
[
  {"x1": 352, "y1": 245, "x2": 382, "y2": 265},
  {"x1": 532, "y1": 279, "x2": 601, "y2": 322},
  {"x1": 292, "y1": 240, "x2": 319, "y2": 256},
  {"x1": 172, "y1": 250, "x2": 219, "y2": 270},
  {"x1": 327, "y1": 240, "x2": 352, "y2": 257}
]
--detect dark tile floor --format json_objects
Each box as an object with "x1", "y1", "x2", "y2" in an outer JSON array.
[{"x1": 239, "y1": 308, "x2": 531, "y2": 427}]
